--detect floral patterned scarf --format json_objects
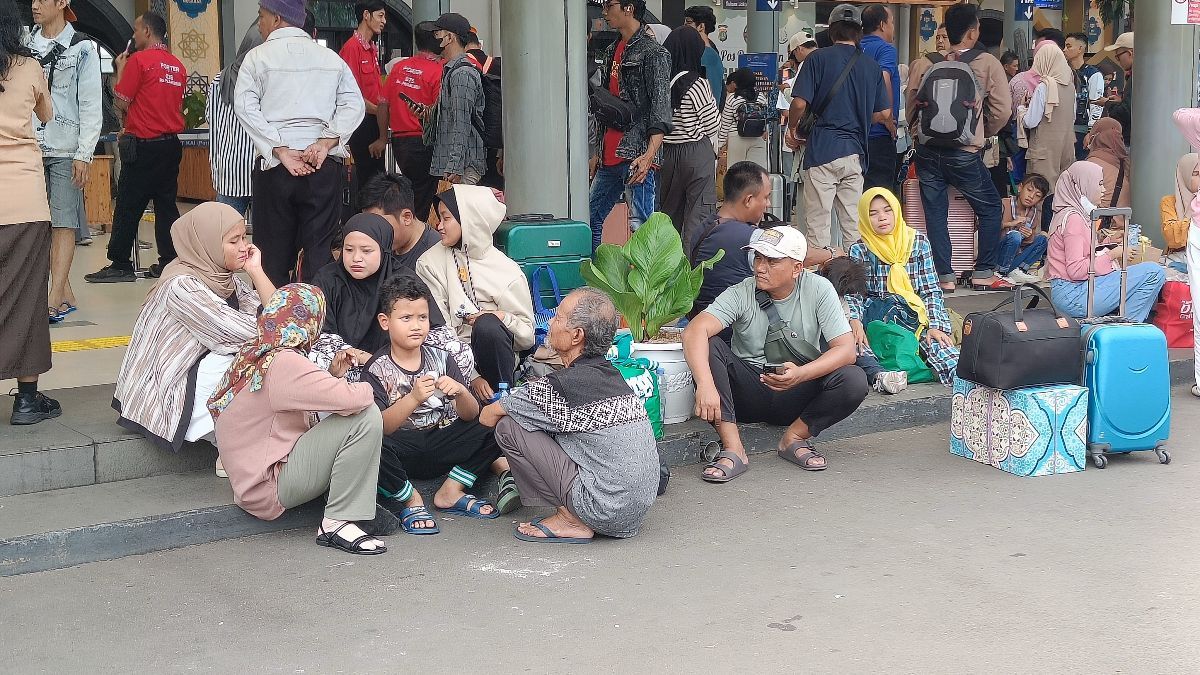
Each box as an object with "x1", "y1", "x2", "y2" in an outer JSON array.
[{"x1": 208, "y1": 284, "x2": 326, "y2": 419}]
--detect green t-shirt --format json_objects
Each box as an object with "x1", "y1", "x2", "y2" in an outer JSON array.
[{"x1": 705, "y1": 273, "x2": 852, "y2": 366}]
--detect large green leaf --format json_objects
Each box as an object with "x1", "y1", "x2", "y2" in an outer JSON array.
[
  {"x1": 581, "y1": 259, "x2": 643, "y2": 327},
  {"x1": 586, "y1": 244, "x2": 632, "y2": 294},
  {"x1": 625, "y1": 214, "x2": 684, "y2": 293}
]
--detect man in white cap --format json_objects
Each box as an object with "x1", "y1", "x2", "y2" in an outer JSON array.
[
  {"x1": 1103, "y1": 31, "x2": 1133, "y2": 145},
  {"x1": 683, "y1": 226, "x2": 868, "y2": 483}
]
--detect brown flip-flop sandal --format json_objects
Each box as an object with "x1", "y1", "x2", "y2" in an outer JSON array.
[
  {"x1": 701, "y1": 450, "x2": 750, "y2": 483},
  {"x1": 778, "y1": 440, "x2": 827, "y2": 471}
]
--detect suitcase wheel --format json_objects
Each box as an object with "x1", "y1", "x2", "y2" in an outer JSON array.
[
  {"x1": 1156, "y1": 448, "x2": 1171, "y2": 465},
  {"x1": 1091, "y1": 454, "x2": 1108, "y2": 469}
]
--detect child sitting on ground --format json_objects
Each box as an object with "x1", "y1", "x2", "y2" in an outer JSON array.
[
  {"x1": 847, "y1": 188, "x2": 960, "y2": 387},
  {"x1": 819, "y1": 256, "x2": 908, "y2": 395},
  {"x1": 362, "y1": 275, "x2": 520, "y2": 536},
  {"x1": 999, "y1": 173, "x2": 1051, "y2": 284}
]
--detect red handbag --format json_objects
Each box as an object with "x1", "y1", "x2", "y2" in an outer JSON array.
[{"x1": 1150, "y1": 281, "x2": 1194, "y2": 348}]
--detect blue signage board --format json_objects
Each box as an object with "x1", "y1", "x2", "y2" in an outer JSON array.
[
  {"x1": 1034, "y1": 0, "x2": 1063, "y2": 9},
  {"x1": 1015, "y1": 0, "x2": 1035, "y2": 21},
  {"x1": 755, "y1": 0, "x2": 782, "y2": 11},
  {"x1": 738, "y1": 52, "x2": 778, "y2": 99}
]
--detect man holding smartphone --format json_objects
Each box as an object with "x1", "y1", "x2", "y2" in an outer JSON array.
[
  {"x1": 375, "y1": 21, "x2": 443, "y2": 220},
  {"x1": 86, "y1": 11, "x2": 185, "y2": 283},
  {"x1": 683, "y1": 226, "x2": 868, "y2": 482}
]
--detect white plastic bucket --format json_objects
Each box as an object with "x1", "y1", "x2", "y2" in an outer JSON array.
[{"x1": 630, "y1": 339, "x2": 694, "y2": 425}]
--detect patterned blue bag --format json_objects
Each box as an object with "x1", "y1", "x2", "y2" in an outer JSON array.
[{"x1": 531, "y1": 265, "x2": 563, "y2": 346}]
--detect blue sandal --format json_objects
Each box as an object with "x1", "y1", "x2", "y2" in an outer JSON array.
[
  {"x1": 438, "y1": 494, "x2": 499, "y2": 520},
  {"x1": 513, "y1": 516, "x2": 592, "y2": 544},
  {"x1": 399, "y1": 505, "x2": 440, "y2": 535}
]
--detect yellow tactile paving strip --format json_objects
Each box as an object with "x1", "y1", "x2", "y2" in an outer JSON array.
[{"x1": 52, "y1": 336, "x2": 132, "y2": 353}]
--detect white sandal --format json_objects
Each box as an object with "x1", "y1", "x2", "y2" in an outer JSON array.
[{"x1": 215, "y1": 458, "x2": 228, "y2": 479}]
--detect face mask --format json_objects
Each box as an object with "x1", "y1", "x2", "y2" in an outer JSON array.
[
  {"x1": 1079, "y1": 196, "x2": 1097, "y2": 214},
  {"x1": 434, "y1": 34, "x2": 450, "y2": 56}
]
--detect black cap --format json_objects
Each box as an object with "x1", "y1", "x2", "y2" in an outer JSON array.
[
  {"x1": 828, "y1": 3, "x2": 863, "y2": 27},
  {"x1": 433, "y1": 12, "x2": 472, "y2": 40}
]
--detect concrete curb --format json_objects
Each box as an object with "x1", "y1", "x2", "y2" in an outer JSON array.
[{"x1": 4, "y1": 359, "x2": 1194, "y2": 577}]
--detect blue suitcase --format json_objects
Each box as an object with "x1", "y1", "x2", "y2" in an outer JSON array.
[
  {"x1": 1079, "y1": 207, "x2": 1171, "y2": 469},
  {"x1": 1081, "y1": 323, "x2": 1171, "y2": 467}
]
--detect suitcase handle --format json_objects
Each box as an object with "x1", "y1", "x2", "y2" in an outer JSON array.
[
  {"x1": 530, "y1": 264, "x2": 563, "y2": 314},
  {"x1": 1087, "y1": 207, "x2": 1132, "y2": 321},
  {"x1": 991, "y1": 283, "x2": 1069, "y2": 324},
  {"x1": 507, "y1": 213, "x2": 557, "y2": 222}
]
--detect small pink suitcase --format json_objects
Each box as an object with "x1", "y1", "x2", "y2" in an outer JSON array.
[{"x1": 902, "y1": 178, "x2": 977, "y2": 276}]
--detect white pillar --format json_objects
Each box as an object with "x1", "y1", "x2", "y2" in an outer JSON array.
[{"x1": 498, "y1": 0, "x2": 590, "y2": 222}]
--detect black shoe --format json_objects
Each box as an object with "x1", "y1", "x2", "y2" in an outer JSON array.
[
  {"x1": 84, "y1": 265, "x2": 136, "y2": 283},
  {"x1": 11, "y1": 391, "x2": 62, "y2": 425},
  {"x1": 145, "y1": 263, "x2": 163, "y2": 278},
  {"x1": 377, "y1": 495, "x2": 407, "y2": 516}
]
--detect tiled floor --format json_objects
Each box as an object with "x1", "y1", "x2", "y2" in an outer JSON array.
[{"x1": 2, "y1": 212, "x2": 190, "y2": 393}]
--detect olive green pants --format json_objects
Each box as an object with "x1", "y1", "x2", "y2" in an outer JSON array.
[{"x1": 277, "y1": 407, "x2": 383, "y2": 522}]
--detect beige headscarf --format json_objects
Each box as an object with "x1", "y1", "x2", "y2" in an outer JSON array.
[
  {"x1": 1031, "y1": 43, "x2": 1072, "y2": 124},
  {"x1": 1176, "y1": 154, "x2": 1200, "y2": 223},
  {"x1": 146, "y1": 202, "x2": 245, "y2": 304}
]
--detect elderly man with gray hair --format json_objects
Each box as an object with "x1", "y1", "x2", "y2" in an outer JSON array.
[{"x1": 480, "y1": 288, "x2": 660, "y2": 544}]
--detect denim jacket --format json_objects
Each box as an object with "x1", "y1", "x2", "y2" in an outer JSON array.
[
  {"x1": 27, "y1": 24, "x2": 103, "y2": 163},
  {"x1": 592, "y1": 25, "x2": 672, "y2": 166}
]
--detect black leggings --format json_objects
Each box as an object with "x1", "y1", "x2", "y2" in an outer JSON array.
[
  {"x1": 707, "y1": 336, "x2": 868, "y2": 437},
  {"x1": 471, "y1": 312, "x2": 517, "y2": 389}
]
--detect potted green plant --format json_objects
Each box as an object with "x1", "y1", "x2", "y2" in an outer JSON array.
[{"x1": 581, "y1": 212, "x2": 723, "y2": 423}]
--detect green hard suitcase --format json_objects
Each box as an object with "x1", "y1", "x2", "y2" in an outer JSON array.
[{"x1": 494, "y1": 214, "x2": 591, "y2": 309}]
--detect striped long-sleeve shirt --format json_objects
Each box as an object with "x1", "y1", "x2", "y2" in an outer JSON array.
[
  {"x1": 664, "y1": 77, "x2": 720, "y2": 147},
  {"x1": 207, "y1": 74, "x2": 256, "y2": 198},
  {"x1": 718, "y1": 92, "x2": 768, "y2": 152}
]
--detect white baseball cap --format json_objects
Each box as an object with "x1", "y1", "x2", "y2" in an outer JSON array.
[
  {"x1": 744, "y1": 226, "x2": 808, "y2": 262},
  {"x1": 1104, "y1": 32, "x2": 1133, "y2": 53}
]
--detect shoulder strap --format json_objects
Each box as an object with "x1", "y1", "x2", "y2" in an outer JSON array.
[
  {"x1": 955, "y1": 48, "x2": 984, "y2": 65},
  {"x1": 756, "y1": 289, "x2": 783, "y2": 324},
  {"x1": 925, "y1": 52, "x2": 946, "y2": 65},
  {"x1": 689, "y1": 216, "x2": 728, "y2": 266},
  {"x1": 669, "y1": 72, "x2": 687, "y2": 87},
  {"x1": 482, "y1": 55, "x2": 494, "y2": 74},
  {"x1": 1100, "y1": 160, "x2": 1126, "y2": 229},
  {"x1": 812, "y1": 50, "x2": 861, "y2": 119}
]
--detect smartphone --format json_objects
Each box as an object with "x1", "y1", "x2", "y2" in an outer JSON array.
[{"x1": 763, "y1": 363, "x2": 785, "y2": 375}]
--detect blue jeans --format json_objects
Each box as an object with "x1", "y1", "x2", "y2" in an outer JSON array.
[
  {"x1": 1050, "y1": 263, "x2": 1167, "y2": 323},
  {"x1": 997, "y1": 231, "x2": 1048, "y2": 275},
  {"x1": 216, "y1": 194, "x2": 252, "y2": 218},
  {"x1": 589, "y1": 161, "x2": 658, "y2": 251},
  {"x1": 914, "y1": 144, "x2": 1003, "y2": 282}
]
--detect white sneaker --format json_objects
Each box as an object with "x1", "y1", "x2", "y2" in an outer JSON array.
[
  {"x1": 873, "y1": 370, "x2": 908, "y2": 395},
  {"x1": 1007, "y1": 269, "x2": 1041, "y2": 285}
]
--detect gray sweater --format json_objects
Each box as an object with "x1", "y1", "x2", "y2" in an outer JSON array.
[{"x1": 500, "y1": 356, "x2": 658, "y2": 537}]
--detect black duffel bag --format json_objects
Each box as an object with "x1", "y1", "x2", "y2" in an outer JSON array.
[{"x1": 957, "y1": 284, "x2": 1082, "y2": 390}]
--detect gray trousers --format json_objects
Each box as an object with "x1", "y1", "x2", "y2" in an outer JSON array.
[
  {"x1": 277, "y1": 407, "x2": 383, "y2": 522},
  {"x1": 495, "y1": 417, "x2": 578, "y2": 509},
  {"x1": 658, "y1": 139, "x2": 717, "y2": 244}
]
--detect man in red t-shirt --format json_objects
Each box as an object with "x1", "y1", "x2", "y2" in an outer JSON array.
[
  {"x1": 374, "y1": 21, "x2": 443, "y2": 220},
  {"x1": 86, "y1": 11, "x2": 186, "y2": 283},
  {"x1": 339, "y1": 0, "x2": 387, "y2": 193}
]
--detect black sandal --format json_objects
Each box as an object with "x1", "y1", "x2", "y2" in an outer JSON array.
[{"x1": 316, "y1": 521, "x2": 387, "y2": 555}]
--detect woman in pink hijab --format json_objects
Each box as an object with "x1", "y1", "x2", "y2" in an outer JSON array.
[
  {"x1": 1046, "y1": 161, "x2": 1165, "y2": 323},
  {"x1": 1173, "y1": 108, "x2": 1200, "y2": 397}
]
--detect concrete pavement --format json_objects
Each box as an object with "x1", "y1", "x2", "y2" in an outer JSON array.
[{"x1": 5, "y1": 394, "x2": 1200, "y2": 674}]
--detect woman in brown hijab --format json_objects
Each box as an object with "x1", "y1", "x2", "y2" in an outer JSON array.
[
  {"x1": 1085, "y1": 118, "x2": 1131, "y2": 228},
  {"x1": 113, "y1": 203, "x2": 277, "y2": 462}
]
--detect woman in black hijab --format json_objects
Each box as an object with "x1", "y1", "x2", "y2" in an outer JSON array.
[
  {"x1": 658, "y1": 26, "x2": 720, "y2": 242},
  {"x1": 311, "y1": 213, "x2": 472, "y2": 380}
]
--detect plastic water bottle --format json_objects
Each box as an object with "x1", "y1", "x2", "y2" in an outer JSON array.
[
  {"x1": 1127, "y1": 222, "x2": 1141, "y2": 249},
  {"x1": 492, "y1": 382, "x2": 509, "y2": 402}
]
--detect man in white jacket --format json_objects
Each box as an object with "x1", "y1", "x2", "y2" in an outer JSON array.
[{"x1": 28, "y1": 0, "x2": 101, "y2": 320}]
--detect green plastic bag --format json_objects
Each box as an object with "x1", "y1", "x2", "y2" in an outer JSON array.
[
  {"x1": 865, "y1": 320, "x2": 934, "y2": 384},
  {"x1": 612, "y1": 357, "x2": 663, "y2": 440}
]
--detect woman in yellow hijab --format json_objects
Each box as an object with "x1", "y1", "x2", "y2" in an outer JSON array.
[{"x1": 846, "y1": 188, "x2": 959, "y2": 386}]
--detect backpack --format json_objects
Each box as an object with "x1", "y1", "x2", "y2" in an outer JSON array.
[
  {"x1": 440, "y1": 58, "x2": 502, "y2": 149},
  {"x1": 34, "y1": 29, "x2": 93, "y2": 90},
  {"x1": 735, "y1": 97, "x2": 770, "y2": 138},
  {"x1": 478, "y1": 56, "x2": 503, "y2": 149},
  {"x1": 914, "y1": 49, "x2": 984, "y2": 149}
]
